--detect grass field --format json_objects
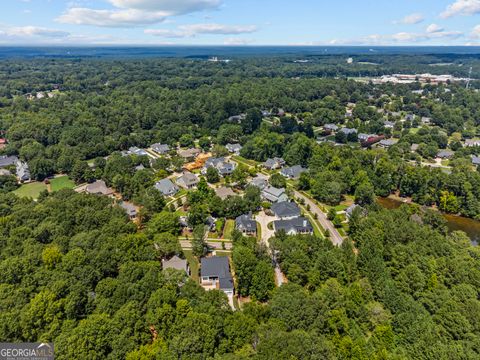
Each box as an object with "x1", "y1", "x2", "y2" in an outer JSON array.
[
  {"x1": 13, "y1": 182, "x2": 47, "y2": 199},
  {"x1": 223, "y1": 219, "x2": 235, "y2": 239},
  {"x1": 50, "y1": 176, "x2": 75, "y2": 192},
  {"x1": 183, "y1": 250, "x2": 199, "y2": 281}
]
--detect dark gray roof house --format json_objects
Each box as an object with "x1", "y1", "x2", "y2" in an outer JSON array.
[
  {"x1": 151, "y1": 143, "x2": 170, "y2": 155},
  {"x1": 201, "y1": 256, "x2": 234, "y2": 293},
  {"x1": 472, "y1": 156, "x2": 480, "y2": 166},
  {"x1": 437, "y1": 149, "x2": 454, "y2": 159},
  {"x1": 155, "y1": 178, "x2": 179, "y2": 196},
  {"x1": 120, "y1": 201, "x2": 137, "y2": 219},
  {"x1": 176, "y1": 172, "x2": 199, "y2": 189},
  {"x1": 262, "y1": 186, "x2": 288, "y2": 203},
  {"x1": 339, "y1": 127, "x2": 357, "y2": 135},
  {"x1": 225, "y1": 143, "x2": 242, "y2": 155},
  {"x1": 324, "y1": 124, "x2": 339, "y2": 132},
  {"x1": 263, "y1": 157, "x2": 286, "y2": 170},
  {"x1": 0, "y1": 155, "x2": 18, "y2": 168},
  {"x1": 162, "y1": 256, "x2": 189, "y2": 274},
  {"x1": 271, "y1": 201, "x2": 301, "y2": 219},
  {"x1": 123, "y1": 146, "x2": 148, "y2": 157},
  {"x1": 280, "y1": 165, "x2": 306, "y2": 179},
  {"x1": 203, "y1": 157, "x2": 235, "y2": 176},
  {"x1": 235, "y1": 213, "x2": 257, "y2": 235},
  {"x1": 273, "y1": 217, "x2": 313, "y2": 235},
  {"x1": 250, "y1": 176, "x2": 268, "y2": 190},
  {"x1": 379, "y1": 139, "x2": 397, "y2": 148}
]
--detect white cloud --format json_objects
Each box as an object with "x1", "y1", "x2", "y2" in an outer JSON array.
[
  {"x1": 109, "y1": 0, "x2": 221, "y2": 15},
  {"x1": 57, "y1": 0, "x2": 222, "y2": 27},
  {"x1": 145, "y1": 23, "x2": 258, "y2": 38},
  {"x1": 57, "y1": 8, "x2": 168, "y2": 27},
  {"x1": 394, "y1": 13, "x2": 424, "y2": 25},
  {"x1": 441, "y1": 0, "x2": 480, "y2": 18},
  {"x1": 426, "y1": 24, "x2": 444, "y2": 33},
  {"x1": 223, "y1": 38, "x2": 254, "y2": 45},
  {"x1": 471, "y1": 24, "x2": 480, "y2": 38},
  {"x1": 3, "y1": 26, "x2": 69, "y2": 38}
]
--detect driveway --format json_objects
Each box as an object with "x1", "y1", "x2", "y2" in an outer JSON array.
[
  {"x1": 255, "y1": 211, "x2": 286, "y2": 286},
  {"x1": 293, "y1": 190, "x2": 344, "y2": 247}
]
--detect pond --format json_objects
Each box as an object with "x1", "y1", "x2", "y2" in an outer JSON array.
[{"x1": 377, "y1": 197, "x2": 480, "y2": 246}]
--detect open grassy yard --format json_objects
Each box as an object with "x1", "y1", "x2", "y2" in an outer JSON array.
[
  {"x1": 183, "y1": 250, "x2": 199, "y2": 281},
  {"x1": 13, "y1": 182, "x2": 47, "y2": 199},
  {"x1": 50, "y1": 176, "x2": 75, "y2": 192},
  {"x1": 223, "y1": 219, "x2": 235, "y2": 239}
]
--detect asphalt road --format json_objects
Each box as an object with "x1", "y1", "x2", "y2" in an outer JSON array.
[{"x1": 293, "y1": 190, "x2": 345, "y2": 247}]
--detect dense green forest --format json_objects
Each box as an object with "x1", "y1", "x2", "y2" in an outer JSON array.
[{"x1": 1, "y1": 55, "x2": 480, "y2": 358}]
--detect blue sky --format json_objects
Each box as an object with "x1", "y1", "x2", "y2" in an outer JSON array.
[{"x1": 1, "y1": 0, "x2": 480, "y2": 45}]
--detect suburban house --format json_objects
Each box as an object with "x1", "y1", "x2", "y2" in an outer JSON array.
[
  {"x1": 200, "y1": 256, "x2": 234, "y2": 296},
  {"x1": 421, "y1": 117, "x2": 432, "y2": 125},
  {"x1": 465, "y1": 139, "x2": 480, "y2": 147},
  {"x1": 225, "y1": 143, "x2": 242, "y2": 155},
  {"x1": 120, "y1": 201, "x2": 137, "y2": 219},
  {"x1": 176, "y1": 172, "x2": 199, "y2": 189},
  {"x1": 162, "y1": 256, "x2": 190, "y2": 275},
  {"x1": 263, "y1": 157, "x2": 286, "y2": 170},
  {"x1": 215, "y1": 186, "x2": 236, "y2": 200},
  {"x1": 339, "y1": 127, "x2": 357, "y2": 135},
  {"x1": 250, "y1": 176, "x2": 268, "y2": 190},
  {"x1": 262, "y1": 185, "x2": 288, "y2": 203},
  {"x1": 384, "y1": 121, "x2": 395, "y2": 129},
  {"x1": 378, "y1": 139, "x2": 398, "y2": 148},
  {"x1": 280, "y1": 165, "x2": 306, "y2": 179},
  {"x1": 177, "y1": 148, "x2": 201, "y2": 162},
  {"x1": 151, "y1": 143, "x2": 170, "y2": 155},
  {"x1": 235, "y1": 213, "x2": 257, "y2": 236},
  {"x1": 228, "y1": 114, "x2": 246, "y2": 123},
  {"x1": 358, "y1": 133, "x2": 375, "y2": 142},
  {"x1": 472, "y1": 156, "x2": 480, "y2": 166},
  {"x1": 202, "y1": 157, "x2": 235, "y2": 176},
  {"x1": 324, "y1": 123, "x2": 339, "y2": 132},
  {"x1": 15, "y1": 161, "x2": 30, "y2": 182},
  {"x1": 273, "y1": 217, "x2": 313, "y2": 235},
  {"x1": 437, "y1": 150, "x2": 454, "y2": 159},
  {"x1": 271, "y1": 201, "x2": 301, "y2": 219},
  {"x1": 155, "y1": 178, "x2": 179, "y2": 196},
  {"x1": 85, "y1": 180, "x2": 114, "y2": 196},
  {"x1": 346, "y1": 204, "x2": 360, "y2": 218},
  {"x1": 405, "y1": 114, "x2": 416, "y2": 122},
  {"x1": 123, "y1": 146, "x2": 148, "y2": 157},
  {"x1": 0, "y1": 155, "x2": 18, "y2": 168}
]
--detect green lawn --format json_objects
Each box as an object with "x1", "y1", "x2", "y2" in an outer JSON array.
[
  {"x1": 183, "y1": 250, "x2": 199, "y2": 281},
  {"x1": 256, "y1": 222, "x2": 262, "y2": 241},
  {"x1": 215, "y1": 251, "x2": 231, "y2": 257},
  {"x1": 223, "y1": 219, "x2": 235, "y2": 239},
  {"x1": 13, "y1": 182, "x2": 47, "y2": 199},
  {"x1": 50, "y1": 176, "x2": 75, "y2": 192}
]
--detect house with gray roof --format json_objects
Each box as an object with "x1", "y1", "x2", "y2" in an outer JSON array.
[
  {"x1": 262, "y1": 186, "x2": 288, "y2": 203},
  {"x1": 378, "y1": 139, "x2": 398, "y2": 148},
  {"x1": 405, "y1": 114, "x2": 416, "y2": 122},
  {"x1": 215, "y1": 186, "x2": 236, "y2": 200},
  {"x1": 250, "y1": 176, "x2": 268, "y2": 190},
  {"x1": 358, "y1": 133, "x2": 374, "y2": 142},
  {"x1": 155, "y1": 178, "x2": 179, "y2": 196},
  {"x1": 176, "y1": 172, "x2": 199, "y2": 189},
  {"x1": 384, "y1": 121, "x2": 395, "y2": 129},
  {"x1": 0, "y1": 155, "x2": 18, "y2": 168},
  {"x1": 271, "y1": 201, "x2": 301, "y2": 219},
  {"x1": 177, "y1": 148, "x2": 201, "y2": 161},
  {"x1": 151, "y1": 143, "x2": 170, "y2": 155},
  {"x1": 465, "y1": 139, "x2": 480, "y2": 148},
  {"x1": 16, "y1": 161, "x2": 30, "y2": 182},
  {"x1": 339, "y1": 127, "x2": 357, "y2": 135},
  {"x1": 123, "y1": 146, "x2": 148, "y2": 157},
  {"x1": 202, "y1": 157, "x2": 235, "y2": 176},
  {"x1": 235, "y1": 213, "x2": 257, "y2": 236},
  {"x1": 263, "y1": 157, "x2": 285, "y2": 170},
  {"x1": 120, "y1": 201, "x2": 137, "y2": 219},
  {"x1": 273, "y1": 217, "x2": 313, "y2": 235},
  {"x1": 200, "y1": 256, "x2": 234, "y2": 295},
  {"x1": 85, "y1": 180, "x2": 114, "y2": 196},
  {"x1": 472, "y1": 156, "x2": 480, "y2": 166},
  {"x1": 280, "y1": 165, "x2": 306, "y2": 180},
  {"x1": 324, "y1": 124, "x2": 339, "y2": 132},
  {"x1": 225, "y1": 143, "x2": 242, "y2": 155},
  {"x1": 162, "y1": 255, "x2": 189, "y2": 275},
  {"x1": 437, "y1": 149, "x2": 454, "y2": 159}
]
